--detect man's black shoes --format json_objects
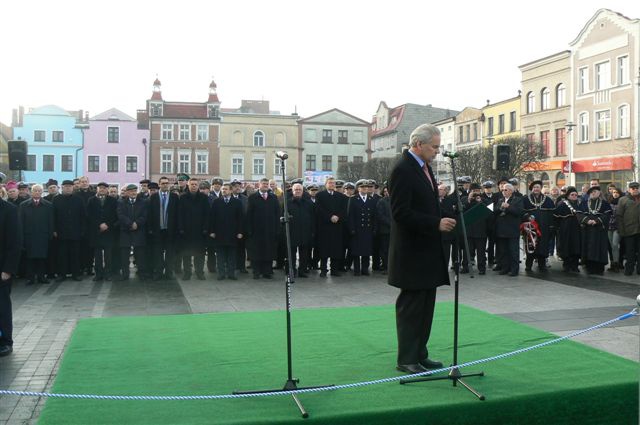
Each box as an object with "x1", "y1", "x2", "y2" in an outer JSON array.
[
  {"x1": 396, "y1": 363, "x2": 428, "y2": 374},
  {"x1": 0, "y1": 345, "x2": 13, "y2": 357},
  {"x1": 420, "y1": 358, "x2": 444, "y2": 369}
]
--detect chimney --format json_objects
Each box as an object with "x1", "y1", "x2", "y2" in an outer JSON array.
[
  {"x1": 11, "y1": 108, "x2": 17, "y2": 127},
  {"x1": 18, "y1": 106, "x2": 24, "y2": 126},
  {"x1": 85, "y1": 111, "x2": 89, "y2": 122}
]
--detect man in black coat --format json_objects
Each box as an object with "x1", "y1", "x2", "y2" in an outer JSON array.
[
  {"x1": 0, "y1": 193, "x2": 21, "y2": 357},
  {"x1": 522, "y1": 180, "x2": 556, "y2": 272},
  {"x1": 493, "y1": 183, "x2": 524, "y2": 276},
  {"x1": 246, "y1": 178, "x2": 280, "y2": 279},
  {"x1": 231, "y1": 180, "x2": 249, "y2": 273},
  {"x1": 116, "y1": 184, "x2": 149, "y2": 281},
  {"x1": 349, "y1": 179, "x2": 377, "y2": 276},
  {"x1": 463, "y1": 183, "x2": 491, "y2": 275},
  {"x1": 288, "y1": 183, "x2": 315, "y2": 278},
  {"x1": 53, "y1": 180, "x2": 86, "y2": 282},
  {"x1": 315, "y1": 177, "x2": 348, "y2": 277},
  {"x1": 178, "y1": 178, "x2": 210, "y2": 280},
  {"x1": 148, "y1": 177, "x2": 180, "y2": 280},
  {"x1": 75, "y1": 176, "x2": 96, "y2": 275},
  {"x1": 87, "y1": 182, "x2": 118, "y2": 281},
  {"x1": 388, "y1": 124, "x2": 456, "y2": 374},
  {"x1": 209, "y1": 183, "x2": 244, "y2": 280},
  {"x1": 19, "y1": 184, "x2": 54, "y2": 284}
]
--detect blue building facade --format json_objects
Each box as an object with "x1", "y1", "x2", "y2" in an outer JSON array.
[{"x1": 12, "y1": 105, "x2": 85, "y2": 183}]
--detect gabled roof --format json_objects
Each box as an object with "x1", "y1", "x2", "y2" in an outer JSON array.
[
  {"x1": 570, "y1": 8, "x2": 639, "y2": 48},
  {"x1": 298, "y1": 108, "x2": 370, "y2": 125},
  {"x1": 91, "y1": 108, "x2": 135, "y2": 121},
  {"x1": 371, "y1": 105, "x2": 405, "y2": 137}
]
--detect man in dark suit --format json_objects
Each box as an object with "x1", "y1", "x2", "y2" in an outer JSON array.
[
  {"x1": 53, "y1": 180, "x2": 86, "y2": 282},
  {"x1": 231, "y1": 180, "x2": 249, "y2": 273},
  {"x1": 388, "y1": 123, "x2": 456, "y2": 374},
  {"x1": 19, "y1": 184, "x2": 54, "y2": 284},
  {"x1": 349, "y1": 179, "x2": 377, "y2": 276},
  {"x1": 178, "y1": 178, "x2": 210, "y2": 280},
  {"x1": 209, "y1": 183, "x2": 243, "y2": 280},
  {"x1": 148, "y1": 177, "x2": 180, "y2": 280},
  {"x1": 315, "y1": 177, "x2": 348, "y2": 277},
  {"x1": 116, "y1": 184, "x2": 149, "y2": 281},
  {"x1": 87, "y1": 182, "x2": 118, "y2": 281},
  {"x1": 493, "y1": 183, "x2": 524, "y2": 276},
  {"x1": 246, "y1": 178, "x2": 280, "y2": 279},
  {"x1": 0, "y1": 185, "x2": 22, "y2": 356}
]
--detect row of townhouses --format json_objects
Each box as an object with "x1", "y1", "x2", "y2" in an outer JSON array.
[{"x1": 1, "y1": 9, "x2": 638, "y2": 190}]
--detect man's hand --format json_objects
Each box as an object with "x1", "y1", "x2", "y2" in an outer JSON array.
[
  {"x1": 439, "y1": 218, "x2": 456, "y2": 232},
  {"x1": 501, "y1": 202, "x2": 510, "y2": 209},
  {"x1": 53, "y1": 232, "x2": 58, "y2": 238},
  {"x1": 131, "y1": 222, "x2": 138, "y2": 231},
  {"x1": 209, "y1": 233, "x2": 216, "y2": 239},
  {"x1": 587, "y1": 219, "x2": 596, "y2": 226},
  {"x1": 236, "y1": 234, "x2": 243, "y2": 239},
  {"x1": 1, "y1": 272, "x2": 10, "y2": 281},
  {"x1": 330, "y1": 215, "x2": 339, "y2": 223},
  {"x1": 99, "y1": 223, "x2": 108, "y2": 232}
]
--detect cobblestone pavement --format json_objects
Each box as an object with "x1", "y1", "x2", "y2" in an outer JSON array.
[{"x1": 1, "y1": 258, "x2": 638, "y2": 424}]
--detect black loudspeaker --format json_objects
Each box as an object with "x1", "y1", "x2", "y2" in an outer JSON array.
[
  {"x1": 8, "y1": 140, "x2": 28, "y2": 170},
  {"x1": 493, "y1": 144, "x2": 510, "y2": 171}
]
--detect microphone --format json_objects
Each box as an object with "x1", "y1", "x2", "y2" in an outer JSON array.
[
  {"x1": 442, "y1": 151, "x2": 459, "y2": 159},
  {"x1": 275, "y1": 151, "x2": 288, "y2": 160}
]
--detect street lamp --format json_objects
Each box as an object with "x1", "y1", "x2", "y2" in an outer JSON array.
[{"x1": 566, "y1": 121, "x2": 576, "y2": 186}]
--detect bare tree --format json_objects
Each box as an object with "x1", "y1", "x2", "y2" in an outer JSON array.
[
  {"x1": 455, "y1": 147, "x2": 491, "y2": 183},
  {"x1": 362, "y1": 157, "x2": 399, "y2": 184},
  {"x1": 491, "y1": 135, "x2": 545, "y2": 180},
  {"x1": 338, "y1": 161, "x2": 365, "y2": 182}
]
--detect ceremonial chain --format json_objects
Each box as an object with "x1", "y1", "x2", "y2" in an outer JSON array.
[
  {"x1": 562, "y1": 199, "x2": 577, "y2": 215},
  {"x1": 528, "y1": 194, "x2": 547, "y2": 208},
  {"x1": 588, "y1": 198, "x2": 602, "y2": 215}
]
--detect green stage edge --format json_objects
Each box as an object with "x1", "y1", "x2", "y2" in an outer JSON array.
[{"x1": 38, "y1": 303, "x2": 638, "y2": 425}]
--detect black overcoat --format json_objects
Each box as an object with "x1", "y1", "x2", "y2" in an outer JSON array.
[
  {"x1": 288, "y1": 196, "x2": 315, "y2": 247},
  {"x1": 388, "y1": 151, "x2": 450, "y2": 290},
  {"x1": 0, "y1": 199, "x2": 21, "y2": 274},
  {"x1": 178, "y1": 191, "x2": 210, "y2": 251},
  {"x1": 52, "y1": 194, "x2": 86, "y2": 241},
  {"x1": 463, "y1": 195, "x2": 491, "y2": 239},
  {"x1": 522, "y1": 194, "x2": 555, "y2": 256},
  {"x1": 19, "y1": 199, "x2": 54, "y2": 259},
  {"x1": 246, "y1": 192, "x2": 280, "y2": 261},
  {"x1": 577, "y1": 199, "x2": 611, "y2": 264},
  {"x1": 209, "y1": 197, "x2": 244, "y2": 247},
  {"x1": 87, "y1": 196, "x2": 118, "y2": 248},
  {"x1": 147, "y1": 191, "x2": 180, "y2": 241},
  {"x1": 315, "y1": 190, "x2": 348, "y2": 258},
  {"x1": 117, "y1": 197, "x2": 148, "y2": 247},
  {"x1": 376, "y1": 196, "x2": 391, "y2": 235},
  {"x1": 553, "y1": 200, "x2": 581, "y2": 258},
  {"x1": 348, "y1": 195, "x2": 377, "y2": 256},
  {"x1": 493, "y1": 196, "x2": 524, "y2": 238}
]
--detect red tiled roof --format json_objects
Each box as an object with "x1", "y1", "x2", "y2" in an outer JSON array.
[
  {"x1": 150, "y1": 91, "x2": 163, "y2": 101},
  {"x1": 371, "y1": 105, "x2": 405, "y2": 137},
  {"x1": 208, "y1": 93, "x2": 220, "y2": 103},
  {"x1": 162, "y1": 103, "x2": 208, "y2": 119}
]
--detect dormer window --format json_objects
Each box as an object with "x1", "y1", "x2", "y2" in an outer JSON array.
[{"x1": 150, "y1": 103, "x2": 162, "y2": 117}]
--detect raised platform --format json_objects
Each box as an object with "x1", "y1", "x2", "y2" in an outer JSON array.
[{"x1": 38, "y1": 303, "x2": 638, "y2": 424}]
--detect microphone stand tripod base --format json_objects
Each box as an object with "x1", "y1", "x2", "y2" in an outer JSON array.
[{"x1": 400, "y1": 367, "x2": 485, "y2": 400}]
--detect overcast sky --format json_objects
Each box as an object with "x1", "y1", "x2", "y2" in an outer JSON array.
[{"x1": 1, "y1": 1, "x2": 639, "y2": 125}]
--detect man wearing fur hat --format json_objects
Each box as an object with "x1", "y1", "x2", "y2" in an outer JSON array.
[
  {"x1": 522, "y1": 180, "x2": 555, "y2": 272},
  {"x1": 577, "y1": 186, "x2": 612, "y2": 275}
]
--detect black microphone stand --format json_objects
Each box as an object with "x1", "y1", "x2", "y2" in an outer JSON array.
[
  {"x1": 400, "y1": 155, "x2": 485, "y2": 400},
  {"x1": 233, "y1": 155, "x2": 334, "y2": 418}
]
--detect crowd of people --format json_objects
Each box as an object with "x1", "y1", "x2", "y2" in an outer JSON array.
[{"x1": 438, "y1": 176, "x2": 640, "y2": 277}]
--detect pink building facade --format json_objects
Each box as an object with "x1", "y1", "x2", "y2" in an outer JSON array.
[{"x1": 83, "y1": 108, "x2": 150, "y2": 188}]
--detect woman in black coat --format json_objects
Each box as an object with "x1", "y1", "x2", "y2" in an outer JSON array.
[
  {"x1": 553, "y1": 187, "x2": 581, "y2": 272},
  {"x1": 19, "y1": 185, "x2": 54, "y2": 284}
]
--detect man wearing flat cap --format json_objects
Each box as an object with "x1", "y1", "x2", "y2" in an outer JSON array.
[
  {"x1": 87, "y1": 182, "x2": 118, "y2": 281},
  {"x1": 177, "y1": 173, "x2": 190, "y2": 194},
  {"x1": 0, "y1": 172, "x2": 21, "y2": 357},
  {"x1": 43, "y1": 179, "x2": 60, "y2": 278},
  {"x1": 52, "y1": 180, "x2": 86, "y2": 282},
  {"x1": 117, "y1": 184, "x2": 149, "y2": 281},
  {"x1": 616, "y1": 181, "x2": 640, "y2": 275},
  {"x1": 349, "y1": 180, "x2": 377, "y2": 276},
  {"x1": 522, "y1": 180, "x2": 555, "y2": 272}
]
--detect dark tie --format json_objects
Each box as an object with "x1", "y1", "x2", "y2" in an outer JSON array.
[{"x1": 225, "y1": 197, "x2": 229, "y2": 204}]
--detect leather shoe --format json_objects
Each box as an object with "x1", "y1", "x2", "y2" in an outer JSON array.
[
  {"x1": 420, "y1": 358, "x2": 444, "y2": 369},
  {"x1": 396, "y1": 363, "x2": 428, "y2": 374},
  {"x1": 0, "y1": 345, "x2": 13, "y2": 357},
  {"x1": 508, "y1": 271, "x2": 518, "y2": 276}
]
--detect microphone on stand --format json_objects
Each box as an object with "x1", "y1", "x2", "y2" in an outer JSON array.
[{"x1": 443, "y1": 151, "x2": 460, "y2": 159}]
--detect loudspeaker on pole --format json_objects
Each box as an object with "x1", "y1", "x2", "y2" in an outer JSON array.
[{"x1": 8, "y1": 140, "x2": 28, "y2": 171}]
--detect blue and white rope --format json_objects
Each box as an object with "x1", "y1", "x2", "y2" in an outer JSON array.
[{"x1": 0, "y1": 308, "x2": 636, "y2": 401}]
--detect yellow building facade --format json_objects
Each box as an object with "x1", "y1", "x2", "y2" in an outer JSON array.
[{"x1": 481, "y1": 95, "x2": 521, "y2": 146}]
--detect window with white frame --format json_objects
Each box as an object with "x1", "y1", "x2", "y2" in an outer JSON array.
[
  {"x1": 556, "y1": 83, "x2": 566, "y2": 107},
  {"x1": 274, "y1": 158, "x2": 282, "y2": 176},
  {"x1": 197, "y1": 124, "x2": 208, "y2": 141},
  {"x1": 579, "y1": 67, "x2": 589, "y2": 94},
  {"x1": 88, "y1": 156, "x2": 100, "y2": 172},
  {"x1": 43, "y1": 155, "x2": 54, "y2": 172},
  {"x1": 162, "y1": 124, "x2": 173, "y2": 140},
  {"x1": 618, "y1": 105, "x2": 629, "y2": 138},
  {"x1": 161, "y1": 150, "x2": 173, "y2": 174},
  {"x1": 579, "y1": 112, "x2": 589, "y2": 143},
  {"x1": 306, "y1": 154, "x2": 316, "y2": 171},
  {"x1": 52, "y1": 131, "x2": 64, "y2": 142},
  {"x1": 617, "y1": 56, "x2": 629, "y2": 85},
  {"x1": 232, "y1": 157, "x2": 244, "y2": 175},
  {"x1": 253, "y1": 157, "x2": 265, "y2": 175},
  {"x1": 178, "y1": 151, "x2": 191, "y2": 174},
  {"x1": 34, "y1": 130, "x2": 45, "y2": 142},
  {"x1": 60, "y1": 155, "x2": 72, "y2": 171},
  {"x1": 126, "y1": 156, "x2": 138, "y2": 172},
  {"x1": 253, "y1": 130, "x2": 265, "y2": 147},
  {"x1": 196, "y1": 151, "x2": 208, "y2": 174},
  {"x1": 541, "y1": 87, "x2": 550, "y2": 110},
  {"x1": 107, "y1": 156, "x2": 118, "y2": 172},
  {"x1": 179, "y1": 124, "x2": 191, "y2": 141},
  {"x1": 108, "y1": 126, "x2": 119, "y2": 143},
  {"x1": 595, "y1": 61, "x2": 610, "y2": 90},
  {"x1": 527, "y1": 92, "x2": 535, "y2": 113},
  {"x1": 595, "y1": 110, "x2": 611, "y2": 141}
]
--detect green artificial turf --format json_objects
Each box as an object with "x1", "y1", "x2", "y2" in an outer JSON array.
[{"x1": 39, "y1": 303, "x2": 638, "y2": 424}]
